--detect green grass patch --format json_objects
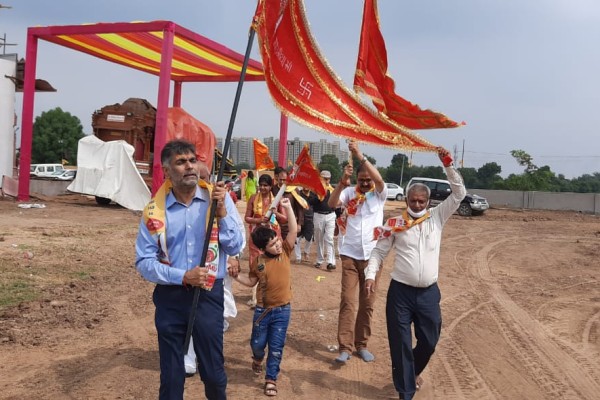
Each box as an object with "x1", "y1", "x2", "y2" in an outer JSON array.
[
  {"x1": 69, "y1": 271, "x2": 92, "y2": 280},
  {"x1": 0, "y1": 281, "x2": 38, "y2": 309}
]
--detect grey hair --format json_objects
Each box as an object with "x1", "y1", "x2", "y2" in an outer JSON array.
[
  {"x1": 407, "y1": 183, "x2": 430, "y2": 199},
  {"x1": 161, "y1": 140, "x2": 196, "y2": 165}
]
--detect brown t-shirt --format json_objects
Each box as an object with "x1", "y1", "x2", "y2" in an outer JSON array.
[{"x1": 250, "y1": 241, "x2": 293, "y2": 308}]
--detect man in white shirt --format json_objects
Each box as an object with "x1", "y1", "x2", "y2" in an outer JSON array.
[
  {"x1": 365, "y1": 147, "x2": 465, "y2": 400},
  {"x1": 328, "y1": 140, "x2": 387, "y2": 364}
]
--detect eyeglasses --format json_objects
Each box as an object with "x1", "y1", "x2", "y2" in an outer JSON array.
[{"x1": 358, "y1": 178, "x2": 372, "y2": 184}]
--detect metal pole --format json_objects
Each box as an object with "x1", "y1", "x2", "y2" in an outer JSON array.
[
  {"x1": 183, "y1": 27, "x2": 257, "y2": 352},
  {"x1": 399, "y1": 156, "x2": 405, "y2": 187}
]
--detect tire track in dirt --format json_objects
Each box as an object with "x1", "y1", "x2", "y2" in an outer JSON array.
[
  {"x1": 582, "y1": 309, "x2": 600, "y2": 352},
  {"x1": 473, "y1": 238, "x2": 600, "y2": 399},
  {"x1": 437, "y1": 338, "x2": 502, "y2": 400},
  {"x1": 430, "y1": 240, "x2": 502, "y2": 399},
  {"x1": 437, "y1": 236, "x2": 600, "y2": 399}
]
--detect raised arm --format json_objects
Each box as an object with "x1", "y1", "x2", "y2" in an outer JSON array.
[
  {"x1": 349, "y1": 140, "x2": 385, "y2": 193},
  {"x1": 279, "y1": 197, "x2": 297, "y2": 249},
  {"x1": 328, "y1": 163, "x2": 352, "y2": 209}
]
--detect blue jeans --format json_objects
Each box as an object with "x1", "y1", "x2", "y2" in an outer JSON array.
[{"x1": 250, "y1": 303, "x2": 291, "y2": 382}]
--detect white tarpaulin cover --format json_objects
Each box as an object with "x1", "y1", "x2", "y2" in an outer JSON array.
[{"x1": 68, "y1": 135, "x2": 150, "y2": 211}]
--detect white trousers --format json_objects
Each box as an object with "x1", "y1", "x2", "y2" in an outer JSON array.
[
  {"x1": 313, "y1": 212, "x2": 336, "y2": 265},
  {"x1": 294, "y1": 236, "x2": 313, "y2": 260}
]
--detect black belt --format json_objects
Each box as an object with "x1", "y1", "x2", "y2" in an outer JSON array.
[{"x1": 314, "y1": 211, "x2": 333, "y2": 215}]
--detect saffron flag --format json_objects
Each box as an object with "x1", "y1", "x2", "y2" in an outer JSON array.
[
  {"x1": 354, "y1": 0, "x2": 464, "y2": 129},
  {"x1": 252, "y1": 0, "x2": 437, "y2": 153},
  {"x1": 253, "y1": 138, "x2": 275, "y2": 171},
  {"x1": 287, "y1": 145, "x2": 327, "y2": 199}
]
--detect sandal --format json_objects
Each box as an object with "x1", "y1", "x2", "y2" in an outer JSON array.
[
  {"x1": 416, "y1": 375, "x2": 424, "y2": 390},
  {"x1": 252, "y1": 358, "x2": 263, "y2": 376},
  {"x1": 264, "y1": 380, "x2": 277, "y2": 396}
]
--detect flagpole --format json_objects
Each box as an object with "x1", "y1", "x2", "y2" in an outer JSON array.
[{"x1": 184, "y1": 26, "x2": 257, "y2": 352}]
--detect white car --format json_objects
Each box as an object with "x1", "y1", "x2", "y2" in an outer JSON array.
[
  {"x1": 385, "y1": 182, "x2": 404, "y2": 201},
  {"x1": 55, "y1": 169, "x2": 77, "y2": 181}
]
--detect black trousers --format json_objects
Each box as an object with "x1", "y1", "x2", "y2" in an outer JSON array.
[
  {"x1": 386, "y1": 280, "x2": 442, "y2": 400},
  {"x1": 153, "y1": 281, "x2": 226, "y2": 400}
]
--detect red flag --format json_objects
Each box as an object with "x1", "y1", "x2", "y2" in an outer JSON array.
[
  {"x1": 252, "y1": 0, "x2": 437, "y2": 153},
  {"x1": 253, "y1": 138, "x2": 275, "y2": 171},
  {"x1": 240, "y1": 170, "x2": 248, "y2": 179},
  {"x1": 287, "y1": 145, "x2": 327, "y2": 199},
  {"x1": 354, "y1": 0, "x2": 464, "y2": 129}
]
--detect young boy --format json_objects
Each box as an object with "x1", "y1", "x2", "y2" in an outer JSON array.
[{"x1": 230, "y1": 197, "x2": 297, "y2": 397}]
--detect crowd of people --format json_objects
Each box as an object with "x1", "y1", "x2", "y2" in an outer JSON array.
[{"x1": 135, "y1": 138, "x2": 463, "y2": 400}]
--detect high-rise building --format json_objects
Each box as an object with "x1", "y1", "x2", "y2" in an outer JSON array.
[{"x1": 217, "y1": 135, "x2": 348, "y2": 167}]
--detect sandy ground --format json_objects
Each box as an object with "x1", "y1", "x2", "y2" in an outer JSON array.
[{"x1": 0, "y1": 194, "x2": 599, "y2": 400}]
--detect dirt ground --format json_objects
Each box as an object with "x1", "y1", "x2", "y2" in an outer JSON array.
[{"x1": 0, "y1": 194, "x2": 599, "y2": 400}]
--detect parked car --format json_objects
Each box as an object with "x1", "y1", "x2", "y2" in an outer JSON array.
[
  {"x1": 405, "y1": 177, "x2": 452, "y2": 206},
  {"x1": 55, "y1": 169, "x2": 77, "y2": 181},
  {"x1": 458, "y1": 193, "x2": 489, "y2": 216},
  {"x1": 30, "y1": 163, "x2": 64, "y2": 177},
  {"x1": 385, "y1": 182, "x2": 404, "y2": 201},
  {"x1": 226, "y1": 178, "x2": 242, "y2": 200},
  {"x1": 405, "y1": 177, "x2": 489, "y2": 216}
]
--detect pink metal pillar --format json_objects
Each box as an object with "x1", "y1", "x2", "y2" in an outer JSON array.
[
  {"x1": 17, "y1": 30, "x2": 38, "y2": 201},
  {"x1": 151, "y1": 22, "x2": 175, "y2": 195},
  {"x1": 173, "y1": 81, "x2": 182, "y2": 107},
  {"x1": 278, "y1": 113, "x2": 288, "y2": 167}
]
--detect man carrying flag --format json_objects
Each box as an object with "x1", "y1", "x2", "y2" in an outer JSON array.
[
  {"x1": 364, "y1": 147, "x2": 465, "y2": 400},
  {"x1": 135, "y1": 140, "x2": 244, "y2": 400},
  {"x1": 328, "y1": 140, "x2": 387, "y2": 364}
]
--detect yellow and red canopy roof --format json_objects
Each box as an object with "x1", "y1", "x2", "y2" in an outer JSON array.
[{"x1": 30, "y1": 20, "x2": 264, "y2": 82}]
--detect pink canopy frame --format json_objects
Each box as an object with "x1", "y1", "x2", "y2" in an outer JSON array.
[{"x1": 17, "y1": 20, "x2": 288, "y2": 200}]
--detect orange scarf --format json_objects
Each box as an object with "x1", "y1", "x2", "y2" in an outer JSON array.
[
  {"x1": 373, "y1": 209, "x2": 430, "y2": 240},
  {"x1": 143, "y1": 179, "x2": 220, "y2": 290},
  {"x1": 346, "y1": 185, "x2": 373, "y2": 216},
  {"x1": 252, "y1": 192, "x2": 279, "y2": 228},
  {"x1": 337, "y1": 185, "x2": 374, "y2": 235}
]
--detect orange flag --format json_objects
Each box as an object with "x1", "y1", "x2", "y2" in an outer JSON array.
[
  {"x1": 287, "y1": 145, "x2": 327, "y2": 199},
  {"x1": 252, "y1": 0, "x2": 437, "y2": 153},
  {"x1": 253, "y1": 138, "x2": 275, "y2": 171},
  {"x1": 354, "y1": 0, "x2": 464, "y2": 129}
]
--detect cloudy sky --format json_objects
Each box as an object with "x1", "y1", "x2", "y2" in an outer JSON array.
[{"x1": 3, "y1": 0, "x2": 600, "y2": 178}]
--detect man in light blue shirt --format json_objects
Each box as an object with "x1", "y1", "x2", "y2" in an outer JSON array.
[{"x1": 136, "y1": 140, "x2": 244, "y2": 400}]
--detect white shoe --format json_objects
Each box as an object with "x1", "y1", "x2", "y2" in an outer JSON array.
[{"x1": 185, "y1": 364, "x2": 196, "y2": 376}]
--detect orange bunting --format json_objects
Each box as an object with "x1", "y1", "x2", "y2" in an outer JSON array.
[
  {"x1": 253, "y1": 138, "x2": 275, "y2": 171},
  {"x1": 354, "y1": 0, "x2": 464, "y2": 129},
  {"x1": 287, "y1": 145, "x2": 327, "y2": 199},
  {"x1": 252, "y1": 0, "x2": 437, "y2": 153}
]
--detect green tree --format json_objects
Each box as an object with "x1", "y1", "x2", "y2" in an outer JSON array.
[
  {"x1": 457, "y1": 167, "x2": 479, "y2": 188},
  {"x1": 32, "y1": 107, "x2": 85, "y2": 164},
  {"x1": 390, "y1": 153, "x2": 409, "y2": 167},
  {"x1": 476, "y1": 162, "x2": 502, "y2": 188},
  {"x1": 386, "y1": 153, "x2": 409, "y2": 185},
  {"x1": 571, "y1": 173, "x2": 600, "y2": 193},
  {"x1": 510, "y1": 149, "x2": 537, "y2": 173}
]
